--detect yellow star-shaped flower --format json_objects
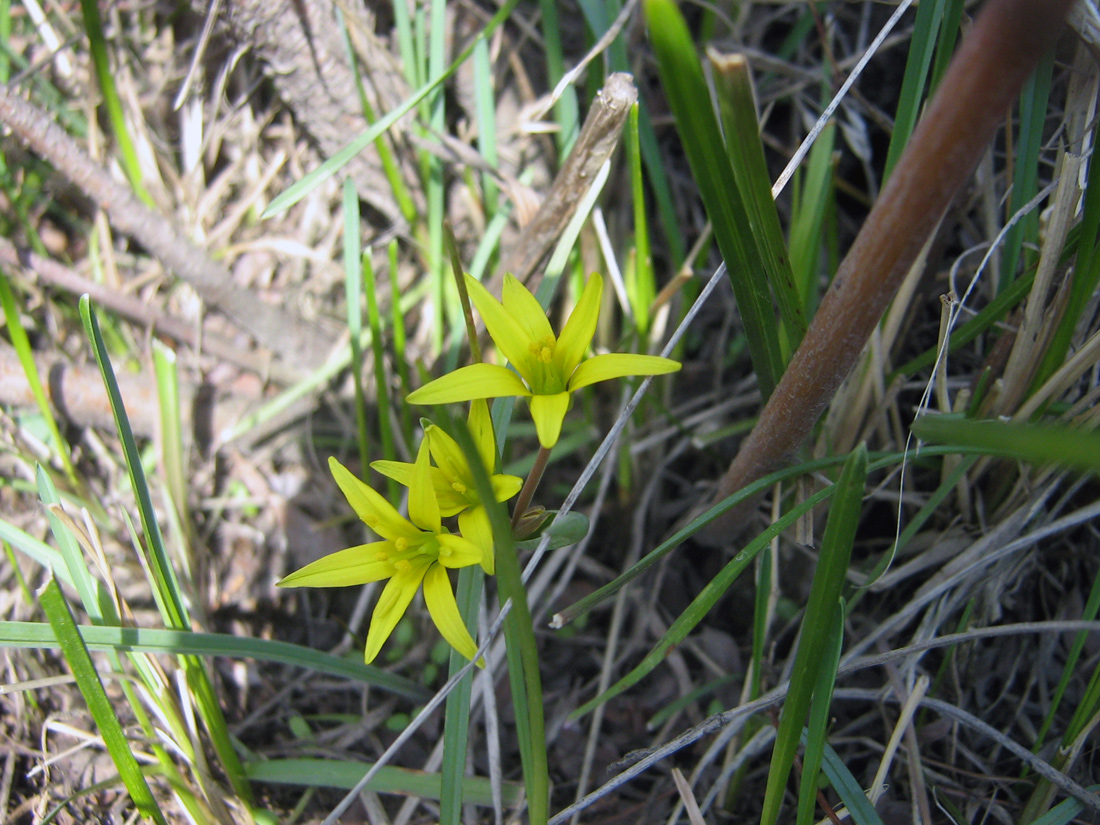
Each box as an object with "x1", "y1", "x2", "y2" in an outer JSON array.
[
  {"x1": 372, "y1": 399, "x2": 522, "y2": 574},
  {"x1": 407, "y1": 273, "x2": 681, "y2": 448},
  {"x1": 277, "y1": 444, "x2": 484, "y2": 664}
]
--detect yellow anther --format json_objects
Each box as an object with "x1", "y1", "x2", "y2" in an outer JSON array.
[
  {"x1": 451, "y1": 481, "x2": 467, "y2": 494},
  {"x1": 394, "y1": 560, "x2": 412, "y2": 572},
  {"x1": 394, "y1": 537, "x2": 409, "y2": 551}
]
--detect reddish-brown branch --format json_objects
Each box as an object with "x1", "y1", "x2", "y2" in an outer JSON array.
[{"x1": 704, "y1": 0, "x2": 1075, "y2": 540}]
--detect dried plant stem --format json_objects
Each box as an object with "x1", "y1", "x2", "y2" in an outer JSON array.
[
  {"x1": 0, "y1": 84, "x2": 335, "y2": 371},
  {"x1": 703, "y1": 0, "x2": 1074, "y2": 540}
]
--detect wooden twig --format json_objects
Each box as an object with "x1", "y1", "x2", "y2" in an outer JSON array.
[
  {"x1": 0, "y1": 83, "x2": 335, "y2": 371},
  {"x1": 0, "y1": 238, "x2": 302, "y2": 384},
  {"x1": 701, "y1": 0, "x2": 1075, "y2": 541}
]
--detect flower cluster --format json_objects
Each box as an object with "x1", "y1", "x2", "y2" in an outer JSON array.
[{"x1": 280, "y1": 272, "x2": 680, "y2": 664}]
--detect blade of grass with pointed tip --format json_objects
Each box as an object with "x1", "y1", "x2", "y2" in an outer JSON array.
[
  {"x1": 80, "y1": 296, "x2": 252, "y2": 802},
  {"x1": 539, "y1": 0, "x2": 579, "y2": 153},
  {"x1": 263, "y1": 0, "x2": 520, "y2": 218},
  {"x1": 644, "y1": 0, "x2": 784, "y2": 398},
  {"x1": 762, "y1": 444, "x2": 866, "y2": 825},
  {"x1": 0, "y1": 268, "x2": 77, "y2": 484},
  {"x1": 711, "y1": 50, "x2": 806, "y2": 352},
  {"x1": 912, "y1": 416, "x2": 1100, "y2": 473},
  {"x1": 38, "y1": 576, "x2": 168, "y2": 825}
]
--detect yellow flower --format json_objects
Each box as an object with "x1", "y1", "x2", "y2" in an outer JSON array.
[
  {"x1": 406, "y1": 273, "x2": 681, "y2": 448},
  {"x1": 277, "y1": 444, "x2": 484, "y2": 664},
  {"x1": 372, "y1": 399, "x2": 522, "y2": 574}
]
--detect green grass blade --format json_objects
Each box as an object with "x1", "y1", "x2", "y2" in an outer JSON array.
[
  {"x1": 38, "y1": 577, "x2": 168, "y2": 825},
  {"x1": 452, "y1": 419, "x2": 549, "y2": 824},
  {"x1": 263, "y1": 0, "x2": 520, "y2": 218},
  {"x1": 388, "y1": 240, "x2": 416, "y2": 447},
  {"x1": 1001, "y1": 49, "x2": 1055, "y2": 289},
  {"x1": 570, "y1": 483, "x2": 835, "y2": 718},
  {"x1": 710, "y1": 51, "x2": 806, "y2": 351},
  {"x1": 0, "y1": 268, "x2": 77, "y2": 484},
  {"x1": 36, "y1": 466, "x2": 116, "y2": 626},
  {"x1": 912, "y1": 416, "x2": 1100, "y2": 474},
  {"x1": 362, "y1": 250, "x2": 398, "y2": 500},
  {"x1": 246, "y1": 757, "x2": 523, "y2": 805},
  {"x1": 80, "y1": 296, "x2": 189, "y2": 630},
  {"x1": 797, "y1": 599, "x2": 845, "y2": 825},
  {"x1": 439, "y1": 565, "x2": 483, "y2": 825},
  {"x1": 152, "y1": 341, "x2": 190, "y2": 549},
  {"x1": 1026, "y1": 786, "x2": 1100, "y2": 825},
  {"x1": 626, "y1": 103, "x2": 655, "y2": 334},
  {"x1": 426, "y1": 0, "x2": 447, "y2": 352},
  {"x1": 78, "y1": 0, "x2": 149, "y2": 203},
  {"x1": 644, "y1": 0, "x2": 784, "y2": 398},
  {"x1": 789, "y1": 122, "x2": 836, "y2": 316},
  {"x1": 538, "y1": 0, "x2": 579, "y2": 153},
  {"x1": 761, "y1": 444, "x2": 867, "y2": 825},
  {"x1": 343, "y1": 178, "x2": 371, "y2": 471},
  {"x1": 819, "y1": 741, "x2": 885, "y2": 825},
  {"x1": 0, "y1": 620, "x2": 431, "y2": 699},
  {"x1": 927, "y1": 0, "x2": 966, "y2": 94},
  {"x1": 882, "y1": 0, "x2": 947, "y2": 181},
  {"x1": 474, "y1": 37, "x2": 499, "y2": 217},
  {"x1": 0, "y1": 516, "x2": 71, "y2": 586}
]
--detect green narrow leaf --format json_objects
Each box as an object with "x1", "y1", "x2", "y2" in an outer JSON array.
[
  {"x1": 644, "y1": 0, "x2": 784, "y2": 398},
  {"x1": 788, "y1": 121, "x2": 836, "y2": 317},
  {"x1": 1001, "y1": 49, "x2": 1055, "y2": 289},
  {"x1": 38, "y1": 577, "x2": 167, "y2": 825},
  {"x1": 0, "y1": 269, "x2": 77, "y2": 484},
  {"x1": 927, "y1": 0, "x2": 966, "y2": 94},
  {"x1": 912, "y1": 416, "x2": 1100, "y2": 474},
  {"x1": 761, "y1": 444, "x2": 867, "y2": 825},
  {"x1": 883, "y1": 0, "x2": 947, "y2": 181},
  {"x1": 710, "y1": 50, "x2": 806, "y2": 351},
  {"x1": 538, "y1": 0, "x2": 579, "y2": 153},
  {"x1": 451, "y1": 419, "x2": 549, "y2": 825},
  {"x1": 797, "y1": 598, "x2": 845, "y2": 825},
  {"x1": 78, "y1": 0, "x2": 149, "y2": 203},
  {"x1": 819, "y1": 741, "x2": 886, "y2": 825},
  {"x1": 152, "y1": 341, "x2": 190, "y2": 548},
  {"x1": 626, "y1": 103, "x2": 655, "y2": 333}
]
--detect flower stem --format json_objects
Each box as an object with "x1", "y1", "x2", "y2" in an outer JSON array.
[
  {"x1": 445, "y1": 220, "x2": 482, "y2": 365},
  {"x1": 512, "y1": 445, "x2": 551, "y2": 528}
]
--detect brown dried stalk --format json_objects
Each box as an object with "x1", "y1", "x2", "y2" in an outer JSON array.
[
  {"x1": 703, "y1": 0, "x2": 1076, "y2": 540},
  {"x1": 0, "y1": 84, "x2": 334, "y2": 371}
]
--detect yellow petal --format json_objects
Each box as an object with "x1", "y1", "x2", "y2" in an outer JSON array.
[
  {"x1": 467, "y1": 399, "x2": 497, "y2": 477},
  {"x1": 374, "y1": 459, "x2": 466, "y2": 515},
  {"x1": 363, "y1": 562, "x2": 430, "y2": 663},
  {"x1": 407, "y1": 364, "x2": 531, "y2": 406},
  {"x1": 568, "y1": 353, "x2": 681, "y2": 391},
  {"x1": 465, "y1": 274, "x2": 539, "y2": 383},
  {"x1": 458, "y1": 506, "x2": 495, "y2": 574},
  {"x1": 369, "y1": 459, "x2": 414, "y2": 487},
  {"x1": 277, "y1": 542, "x2": 394, "y2": 588},
  {"x1": 408, "y1": 439, "x2": 441, "y2": 533},
  {"x1": 554, "y1": 273, "x2": 602, "y2": 379},
  {"x1": 490, "y1": 472, "x2": 523, "y2": 503},
  {"x1": 502, "y1": 273, "x2": 555, "y2": 345},
  {"x1": 329, "y1": 457, "x2": 419, "y2": 541},
  {"x1": 422, "y1": 564, "x2": 481, "y2": 664},
  {"x1": 529, "y1": 392, "x2": 571, "y2": 449},
  {"x1": 435, "y1": 533, "x2": 485, "y2": 569}
]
